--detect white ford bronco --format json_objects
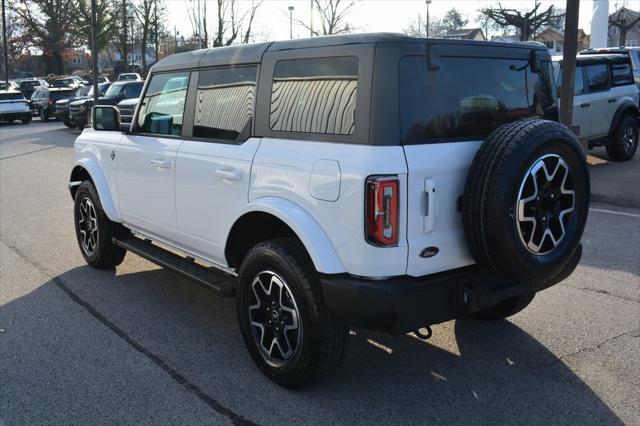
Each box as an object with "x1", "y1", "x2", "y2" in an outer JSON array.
[{"x1": 70, "y1": 34, "x2": 590, "y2": 388}]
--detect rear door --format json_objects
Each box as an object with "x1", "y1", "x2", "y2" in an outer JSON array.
[
  {"x1": 173, "y1": 66, "x2": 260, "y2": 264},
  {"x1": 582, "y1": 63, "x2": 612, "y2": 138},
  {"x1": 400, "y1": 52, "x2": 557, "y2": 277},
  {"x1": 116, "y1": 71, "x2": 190, "y2": 243}
]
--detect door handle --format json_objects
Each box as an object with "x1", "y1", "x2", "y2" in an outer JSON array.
[
  {"x1": 580, "y1": 102, "x2": 591, "y2": 108},
  {"x1": 608, "y1": 98, "x2": 618, "y2": 103},
  {"x1": 423, "y1": 177, "x2": 437, "y2": 233},
  {"x1": 150, "y1": 159, "x2": 171, "y2": 169},
  {"x1": 215, "y1": 168, "x2": 242, "y2": 181}
]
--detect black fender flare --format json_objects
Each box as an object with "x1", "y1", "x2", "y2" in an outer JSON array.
[{"x1": 608, "y1": 101, "x2": 640, "y2": 138}]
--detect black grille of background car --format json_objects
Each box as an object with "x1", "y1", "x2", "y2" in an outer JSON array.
[
  {"x1": 118, "y1": 104, "x2": 136, "y2": 123},
  {"x1": 69, "y1": 104, "x2": 83, "y2": 114},
  {"x1": 56, "y1": 102, "x2": 69, "y2": 114}
]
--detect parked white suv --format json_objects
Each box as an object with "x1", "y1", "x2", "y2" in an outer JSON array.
[
  {"x1": 0, "y1": 90, "x2": 32, "y2": 124},
  {"x1": 554, "y1": 54, "x2": 640, "y2": 161},
  {"x1": 70, "y1": 34, "x2": 590, "y2": 388}
]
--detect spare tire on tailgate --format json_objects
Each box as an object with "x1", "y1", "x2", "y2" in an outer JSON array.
[{"x1": 462, "y1": 119, "x2": 590, "y2": 287}]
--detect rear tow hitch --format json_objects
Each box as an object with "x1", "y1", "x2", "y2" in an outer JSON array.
[{"x1": 413, "y1": 326, "x2": 433, "y2": 340}]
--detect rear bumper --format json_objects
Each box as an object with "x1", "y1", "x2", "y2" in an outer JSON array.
[
  {"x1": 0, "y1": 111, "x2": 31, "y2": 120},
  {"x1": 320, "y1": 245, "x2": 581, "y2": 335}
]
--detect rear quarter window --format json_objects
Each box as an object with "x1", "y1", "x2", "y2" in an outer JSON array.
[
  {"x1": 611, "y1": 63, "x2": 633, "y2": 86},
  {"x1": 269, "y1": 56, "x2": 358, "y2": 135},
  {"x1": 585, "y1": 64, "x2": 610, "y2": 92},
  {"x1": 400, "y1": 56, "x2": 556, "y2": 143}
]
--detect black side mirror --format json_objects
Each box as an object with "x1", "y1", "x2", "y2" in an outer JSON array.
[{"x1": 92, "y1": 106, "x2": 120, "y2": 131}]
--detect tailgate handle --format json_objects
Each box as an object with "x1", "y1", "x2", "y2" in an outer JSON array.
[{"x1": 424, "y1": 177, "x2": 437, "y2": 233}]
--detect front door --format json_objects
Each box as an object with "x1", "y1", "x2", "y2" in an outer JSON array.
[
  {"x1": 173, "y1": 66, "x2": 260, "y2": 265},
  {"x1": 115, "y1": 71, "x2": 190, "y2": 243}
]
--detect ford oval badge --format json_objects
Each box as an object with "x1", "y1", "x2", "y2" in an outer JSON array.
[{"x1": 420, "y1": 247, "x2": 439, "y2": 258}]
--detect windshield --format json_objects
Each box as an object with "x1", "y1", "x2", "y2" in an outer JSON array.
[
  {"x1": 77, "y1": 86, "x2": 91, "y2": 97},
  {"x1": 104, "y1": 84, "x2": 124, "y2": 98},
  {"x1": 20, "y1": 80, "x2": 41, "y2": 88}
]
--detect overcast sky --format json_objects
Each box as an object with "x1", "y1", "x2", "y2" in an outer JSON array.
[{"x1": 164, "y1": 0, "x2": 635, "y2": 43}]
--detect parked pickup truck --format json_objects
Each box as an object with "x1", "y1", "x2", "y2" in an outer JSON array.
[
  {"x1": 70, "y1": 34, "x2": 589, "y2": 388},
  {"x1": 69, "y1": 80, "x2": 143, "y2": 128}
]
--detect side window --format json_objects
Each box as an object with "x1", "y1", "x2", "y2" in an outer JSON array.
[
  {"x1": 136, "y1": 72, "x2": 189, "y2": 136},
  {"x1": 611, "y1": 63, "x2": 633, "y2": 86},
  {"x1": 270, "y1": 56, "x2": 358, "y2": 135},
  {"x1": 555, "y1": 65, "x2": 585, "y2": 95},
  {"x1": 400, "y1": 56, "x2": 556, "y2": 143},
  {"x1": 585, "y1": 64, "x2": 609, "y2": 92},
  {"x1": 192, "y1": 66, "x2": 257, "y2": 141}
]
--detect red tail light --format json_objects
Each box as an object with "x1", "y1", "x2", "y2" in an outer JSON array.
[
  {"x1": 48, "y1": 99, "x2": 54, "y2": 105},
  {"x1": 365, "y1": 176, "x2": 399, "y2": 247}
]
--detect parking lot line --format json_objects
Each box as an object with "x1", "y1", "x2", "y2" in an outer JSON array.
[{"x1": 589, "y1": 208, "x2": 640, "y2": 219}]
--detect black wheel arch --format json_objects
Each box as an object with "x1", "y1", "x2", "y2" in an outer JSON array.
[
  {"x1": 608, "y1": 102, "x2": 640, "y2": 138},
  {"x1": 69, "y1": 165, "x2": 93, "y2": 200}
]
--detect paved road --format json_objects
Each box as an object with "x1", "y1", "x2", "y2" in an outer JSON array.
[{"x1": 1, "y1": 120, "x2": 638, "y2": 425}]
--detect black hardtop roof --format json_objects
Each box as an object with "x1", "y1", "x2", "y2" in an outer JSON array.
[
  {"x1": 572, "y1": 54, "x2": 631, "y2": 65},
  {"x1": 152, "y1": 32, "x2": 547, "y2": 72}
]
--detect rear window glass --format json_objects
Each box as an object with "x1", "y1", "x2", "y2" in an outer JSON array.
[
  {"x1": 585, "y1": 64, "x2": 609, "y2": 92},
  {"x1": 400, "y1": 56, "x2": 556, "y2": 143},
  {"x1": 193, "y1": 66, "x2": 257, "y2": 140},
  {"x1": 0, "y1": 92, "x2": 24, "y2": 100},
  {"x1": 611, "y1": 63, "x2": 633, "y2": 86},
  {"x1": 50, "y1": 90, "x2": 75, "y2": 100},
  {"x1": 270, "y1": 56, "x2": 358, "y2": 135}
]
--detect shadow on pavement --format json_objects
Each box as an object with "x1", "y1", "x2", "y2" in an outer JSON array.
[{"x1": 1, "y1": 264, "x2": 622, "y2": 425}]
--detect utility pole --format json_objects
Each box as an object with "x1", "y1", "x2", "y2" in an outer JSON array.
[
  {"x1": 559, "y1": 0, "x2": 580, "y2": 132},
  {"x1": 154, "y1": 2, "x2": 158, "y2": 62},
  {"x1": 90, "y1": 0, "x2": 99, "y2": 104},
  {"x1": 2, "y1": 0, "x2": 9, "y2": 84},
  {"x1": 426, "y1": 0, "x2": 431, "y2": 37},
  {"x1": 122, "y1": 0, "x2": 127, "y2": 73},
  {"x1": 288, "y1": 6, "x2": 294, "y2": 39},
  {"x1": 128, "y1": 14, "x2": 134, "y2": 69}
]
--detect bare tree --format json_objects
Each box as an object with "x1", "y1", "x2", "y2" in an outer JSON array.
[
  {"x1": 403, "y1": 16, "x2": 446, "y2": 38},
  {"x1": 132, "y1": 0, "x2": 164, "y2": 70},
  {"x1": 296, "y1": 0, "x2": 354, "y2": 36},
  {"x1": 14, "y1": 0, "x2": 77, "y2": 73},
  {"x1": 186, "y1": 0, "x2": 261, "y2": 48},
  {"x1": 609, "y1": 7, "x2": 640, "y2": 46},
  {"x1": 442, "y1": 8, "x2": 468, "y2": 32},
  {"x1": 479, "y1": 1, "x2": 565, "y2": 41},
  {"x1": 73, "y1": 0, "x2": 120, "y2": 63}
]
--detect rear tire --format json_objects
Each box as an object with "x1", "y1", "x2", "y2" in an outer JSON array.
[
  {"x1": 471, "y1": 293, "x2": 535, "y2": 320},
  {"x1": 40, "y1": 109, "x2": 49, "y2": 122},
  {"x1": 606, "y1": 115, "x2": 638, "y2": 161},
  {"x1": 73, "y1": 181, "x2": 128, "y2": 269},
  {"x1": 21, "y1": 116, "x2": 31, "y2": 124},
  {"x1": 237, "y1": 238, "x2": 349, "y2": 388}
]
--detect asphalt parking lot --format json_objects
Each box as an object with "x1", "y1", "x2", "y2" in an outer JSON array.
[{"x1": 1, "y1": 119, "x2": 638, "y2": 425}]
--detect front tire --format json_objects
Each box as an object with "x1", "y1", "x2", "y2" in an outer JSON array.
[
  {"x1": 73, "y1": 181, "x2": 128, "y2": 269},
  {"x1": 606, "y1": 115, "x2": 638, "y2": 161},
  {"x1": 21, "y1": 116, "x2": 31, "y2": 124},
  {"x1": 40, "y1": 108, "x2": 49, "y2": 122},
  {"x1": 237, "y1": 238, "x2": 349, "y2": 388}
]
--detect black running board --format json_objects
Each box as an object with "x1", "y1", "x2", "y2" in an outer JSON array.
[{"x1": 114, "y1": 235, "x2": 237, "y2": 297}]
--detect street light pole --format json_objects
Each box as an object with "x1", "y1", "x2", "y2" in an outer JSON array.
[
  {"x1": 90, "y1": 0, "x2": 98, "y2": 104},
  {"x1": 2, "y1": 0, "x2": 9, "y2": 84},
  {"x1": 128, "y1": 15, "x2": 134, "y2": 70},
  {"x1": 426, "y1": 0, "x2": 431, "y2": 38},
  {"x1": 288, "y1": 6, "x2": 294, "y2": 40}
]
